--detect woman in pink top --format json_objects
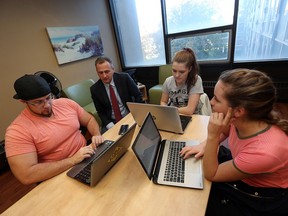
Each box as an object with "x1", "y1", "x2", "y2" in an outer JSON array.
[
  {"x1": 201, "y1": 68, "x2": 288, "y2": 216},
  {"x1": 180, "y1": 69, "x2": 288, "y2": 215}
]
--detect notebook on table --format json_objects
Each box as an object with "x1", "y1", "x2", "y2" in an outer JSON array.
[
  {"x1": 127, "y1": 102, "x2": 191, "y2": 134},
  {"x1": 132, "y1": 112, "x2": 203, "y2": 189},
  {"x1": 67, "y1": 123, "x2": 137, "y2": 186}
]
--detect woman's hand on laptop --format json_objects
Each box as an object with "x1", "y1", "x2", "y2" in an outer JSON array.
[{"x1": 180, "y1": 141, "x2": 206, "y2": 159}]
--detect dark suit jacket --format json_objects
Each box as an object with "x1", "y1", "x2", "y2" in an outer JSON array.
[{"x1": 90, "y1": 72, "x2": 143, "y2": 127}]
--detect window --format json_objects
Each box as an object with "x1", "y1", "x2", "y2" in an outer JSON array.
[
  {"x1": 235, "y1": 0, "x2": 288, "y2": 61},
  {"x1": 109, "y1": 0, "x2": 165, "y2": 67},
  {"x1": 109, "y1": 0, "x2": 288, "y2": 67},
  {"x1": 166, "y1": 0, "x2": 234, "y2": 63},
  {"x1": 165, "y1": 0, "x2": 234, "y2": 34},
  {"x1": 169, "y1": 31, "x2": 231, "y2": 63}
]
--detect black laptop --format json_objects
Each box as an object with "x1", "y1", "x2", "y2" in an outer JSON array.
[
  {"x1": 132, "y1": 112, "x2": 203, "y2": 189},
  {"x1": 67, "y1": 123, "x2": 136, "y2": 186}
]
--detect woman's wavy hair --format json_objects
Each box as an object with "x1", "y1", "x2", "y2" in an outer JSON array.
[
  {"x1": 172, "y1": 48, "x2": 199, "y2": 92},
  {"x1": 219, "y1": 68, "x2": 288, "y2": 134}
]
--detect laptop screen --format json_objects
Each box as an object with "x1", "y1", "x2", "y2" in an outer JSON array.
[{"x1": 132, "y1": 113, "x2": 162, "y2": 179}]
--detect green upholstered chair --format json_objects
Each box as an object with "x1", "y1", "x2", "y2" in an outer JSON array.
[
  {"x1": 148, "y1": 64, "x2": 172, "y2": 104},
  {"x1": 62, "y1": 79, "x2": 102, "y2": 126}
]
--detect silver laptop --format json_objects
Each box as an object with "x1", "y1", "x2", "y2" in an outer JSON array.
[
  {"x1": 132, "y1": 112, "x2": 203, "y2": 189},
  {"x1": 127, "y1": 102, "x2": 191, "y2": 134},
  {"x1": 67, "y1": 123, "x2": 136, "y2": 186}
]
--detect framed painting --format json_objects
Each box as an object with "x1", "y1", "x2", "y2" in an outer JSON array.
[{"x1": 46, "y1": 26, "x2": 104, "y2": 65}]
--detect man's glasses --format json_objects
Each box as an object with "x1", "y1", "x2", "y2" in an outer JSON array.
[{"x1": 26, "y1": 94, "x2": 53, "y2": 107}]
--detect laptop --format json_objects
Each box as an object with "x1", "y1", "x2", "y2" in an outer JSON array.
[
  {"x1": 132, "y1": 112, "x2": 203, "y2": 189},
  {"x1": 127, "y1": 102, "x2": 191, "y2": 134},
  {"x1": 67, "y1": 123, "x2": 136, "y2": 186}
]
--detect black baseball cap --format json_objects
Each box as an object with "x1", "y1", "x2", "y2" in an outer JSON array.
[{"x1": 13, "y1": 74, "x2": 51, "y2": 100}]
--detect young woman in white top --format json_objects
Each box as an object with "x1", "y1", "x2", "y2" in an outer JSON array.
[{"x1": 160, "y1": 48, "x2": 204, "y2": 115}]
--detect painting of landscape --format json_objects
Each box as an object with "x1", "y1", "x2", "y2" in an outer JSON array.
[{"x1": 46, "y1": 26, "x2": 104, "y2": 65}]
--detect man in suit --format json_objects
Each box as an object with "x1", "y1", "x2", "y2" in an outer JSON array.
[{"x1": 90, "y1": 56, "x2": 143, "y2": 132}]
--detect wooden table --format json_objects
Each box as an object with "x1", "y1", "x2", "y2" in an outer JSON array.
[{"x1": 2, "y1": 113, "x2": 210, "y2": 216}]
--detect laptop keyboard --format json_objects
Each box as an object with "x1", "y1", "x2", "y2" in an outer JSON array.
[
  {"x1": 75, "y1": 165, "x2": 92, "y2": 184},
  {"x1": 73, "y1": 140, "x2": 115, "y2": 185},
  {"x1": 163, "y1": 141, "x2": 185, "y2": 183}
]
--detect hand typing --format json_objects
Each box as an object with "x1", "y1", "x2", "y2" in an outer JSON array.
[
  {"x1": 90, "y1": 135, "x2": 104, "y2": 150},
  {"x1": 180, "y1": 141, "x2": 206, "y2": 159},
  {"x1": 70, "y1": 145, "x2": 96, "y2": 165}
]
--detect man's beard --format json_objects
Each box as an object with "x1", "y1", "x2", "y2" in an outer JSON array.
[
  {"x1": 27, "y1": 106, "x2": 53, "y2": 117},
  {"x1": 42, "y1": 110, "x2": 53, "y2": 117},
  {"x1": 40, "y1": 107, "x2": 53, "y2": 117}
]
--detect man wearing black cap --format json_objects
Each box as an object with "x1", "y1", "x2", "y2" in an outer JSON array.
[{"x1": 5, "y1": 74, "x2": 104, "y2": 185}]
